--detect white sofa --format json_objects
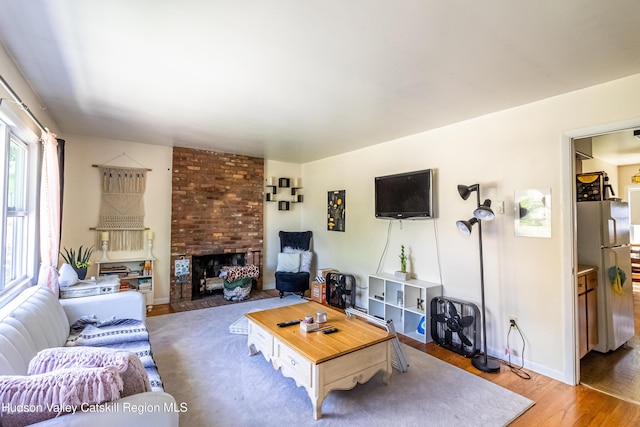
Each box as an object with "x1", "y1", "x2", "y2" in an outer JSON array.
[{"x1": 0, "y1": 286, "x2": 178, "y2": 427}]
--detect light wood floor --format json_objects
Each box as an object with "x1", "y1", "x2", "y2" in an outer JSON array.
[
  {"x1": 579, "y1": 289, "x2": 640, "y2": 406},
  {"x1": 148, "y1": 292, "x2": 640, "y2": 426}
]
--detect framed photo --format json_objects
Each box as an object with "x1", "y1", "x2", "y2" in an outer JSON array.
[
  {"x1": 515, "y1": 188, "x2": 551, "y2": 238},
  {"x1": 328, "y1": 190, "x2": 345, "y2": 232}
]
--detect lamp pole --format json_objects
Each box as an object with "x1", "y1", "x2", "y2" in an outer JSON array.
[{"x1": 472, "y1": 190, "x2": 500, "y2": 373}]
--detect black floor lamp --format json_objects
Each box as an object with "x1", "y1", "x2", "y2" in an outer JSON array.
[{"x1": 456, "y1": 183, "x2": 501, "y2": 373}]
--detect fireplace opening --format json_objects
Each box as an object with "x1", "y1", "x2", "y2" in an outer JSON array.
[{"x1": 192, "y1": 252, "x2": 247, "y2": 300}]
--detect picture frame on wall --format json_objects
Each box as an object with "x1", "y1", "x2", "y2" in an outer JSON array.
[
  {"x1": 328, "y1": 190, "x2": 346, "y2": 232},
  {"x1": 514, "y1": 188, "x2": 551, "y2": 238}
]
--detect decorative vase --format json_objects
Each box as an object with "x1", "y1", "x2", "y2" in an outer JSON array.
[{"x1": 74, "y1": 267, "x2": 87, "y2": 280}]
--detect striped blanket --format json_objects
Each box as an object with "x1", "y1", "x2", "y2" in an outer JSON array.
[{"x1": 67, "y1": 317, "x2": 163, "y2": 392}]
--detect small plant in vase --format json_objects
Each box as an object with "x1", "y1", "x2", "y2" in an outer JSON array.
[
  {"x1": 61, "y1": 245, "x2": 94, "y2": 280},
  {"x1": 395, "y1": 245, "x2": 409, "y2": 281}
]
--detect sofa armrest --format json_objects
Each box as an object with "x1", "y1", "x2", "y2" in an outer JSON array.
[
  {"x1": 60, "y1": 291, "x2": 146, "y2": 324},
  {"x1": 28, "y1": 392, "x2": 179, "y2": 427}
]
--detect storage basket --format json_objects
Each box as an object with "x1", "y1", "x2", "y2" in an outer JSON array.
[{"x1": 223, "y1": 277, "x2": 252, "y2": 301}]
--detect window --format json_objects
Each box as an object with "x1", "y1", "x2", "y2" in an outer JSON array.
[{"x1": 0, "y1": 112, "x2": 39, "y2": 292}]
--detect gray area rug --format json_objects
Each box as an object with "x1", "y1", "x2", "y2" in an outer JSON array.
[{"x1": 147, "y1": 296, "x2": 534, "y2": 426}]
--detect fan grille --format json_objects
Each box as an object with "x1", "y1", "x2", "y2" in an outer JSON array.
[{"x1": 430, "y1": 297, "x2": 480, "y2": 358}]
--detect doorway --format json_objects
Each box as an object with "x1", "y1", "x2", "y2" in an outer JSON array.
[{"x1": 573, "y1": 129, "x2": 640, "y2": 403}]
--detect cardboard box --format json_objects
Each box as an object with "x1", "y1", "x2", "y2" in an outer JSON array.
[
  {"x1": 316, "y1": 268, "x2": 338, "y2": 279},
  {"x1": 311, "y1": 281, "x2": 326, "y2": 303}
]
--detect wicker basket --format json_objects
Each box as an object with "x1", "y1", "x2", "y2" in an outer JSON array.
[{"x1": 223, "y1": 278, "x2": 252, "y2": 301}]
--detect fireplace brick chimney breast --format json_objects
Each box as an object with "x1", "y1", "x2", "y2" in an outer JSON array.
[{"x1": 170, "y1": 147, "x2": 264, "y2": 302}]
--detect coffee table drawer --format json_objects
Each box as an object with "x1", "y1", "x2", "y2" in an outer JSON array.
[
  {"x1": 275, "y1": 339, "x2": 311, "y2": 386},
  {"x1": 248, "y1": 321, "x2": 273, "y2": 356}
]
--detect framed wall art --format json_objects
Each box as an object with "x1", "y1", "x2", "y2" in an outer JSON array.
[
  {"x1": 328, "y1": 190, "x2": 346, "y2": 232},
  {"x1": 514, "y1": 188, "x2": 551, "y2": 238}
]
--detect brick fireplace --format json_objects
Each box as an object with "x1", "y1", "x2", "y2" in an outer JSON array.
[{"x1": 170, "y1": 147, "x2": 264, "y2": 302}]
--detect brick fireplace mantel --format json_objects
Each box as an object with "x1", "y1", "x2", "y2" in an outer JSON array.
[{"x1": 170, "y1": 147, "x2": 264, "y2": 302}]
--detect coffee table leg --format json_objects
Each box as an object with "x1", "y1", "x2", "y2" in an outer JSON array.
[
  {"x1": 312, "y1": 398, "x2": 322, "y2": 420},
  {"x1": 382, "y1": 367, "x2": 392, "y2": 385},
  {"x1": 309, "y1": 368, "x2": 323, "y2": 420},
  {"x1": 248, "y1": 342, "x2": 258, "y2": 356},
  {"x1": 382, "y1": 343, "x2": 392, "y2": 385}
]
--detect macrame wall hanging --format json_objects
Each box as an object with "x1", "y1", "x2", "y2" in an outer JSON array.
[{"x1": 96, "y1": 166, "x2": 147, "y2": 251}]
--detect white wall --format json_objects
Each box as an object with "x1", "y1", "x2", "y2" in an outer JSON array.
[
  {"x1": 298, "y1": 73, "x2": 640, "y2": 384},
  {"x1": 60, "y1": 135, "x2": 173, "y2": 304},
  {"x1": 263, "y1": 160, "x2": 303, "y2": 289},
  {"x1": 0, "y1": 45, "x2": 59, "y2": 136}
]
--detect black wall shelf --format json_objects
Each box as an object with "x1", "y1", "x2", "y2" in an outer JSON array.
[{"x1": 265, "y1": 177, "x2": 303, "y2": 210}]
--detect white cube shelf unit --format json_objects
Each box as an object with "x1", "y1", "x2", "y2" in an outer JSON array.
[{"x1": 368, "y1": 273, "x2": 442, "y2": 343}]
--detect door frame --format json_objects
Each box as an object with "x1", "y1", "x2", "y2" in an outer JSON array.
[{"x1": 564, "y1": 117, "x2": 640, "y2": 385}]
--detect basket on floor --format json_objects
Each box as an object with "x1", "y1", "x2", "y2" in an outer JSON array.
[{"x1": 223, "y1": 277, "x2": 252, "y2": 301}]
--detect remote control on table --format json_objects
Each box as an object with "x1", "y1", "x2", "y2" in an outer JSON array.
[
  {"x1": 277, "y1": 319, "x2": 301, "y2": 327},
  {"x1": 322, "y1": 328, "x2": 339, "y2": 334}
]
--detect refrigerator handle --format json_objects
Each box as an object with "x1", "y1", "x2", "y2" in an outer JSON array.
[{"x1": 608, "y1": 217, "x2": 618, "y2": 246}]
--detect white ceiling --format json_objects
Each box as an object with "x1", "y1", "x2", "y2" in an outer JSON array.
[
  {"x1": 591, "y1": 131, "x2": 640, "y2": 166},
  {"x1": 1, "y1": 1, "x2": 640, "y2": 163}
]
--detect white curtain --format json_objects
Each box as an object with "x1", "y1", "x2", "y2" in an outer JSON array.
[{"x1": 37, "y1": 131, "x2": 61, "y2": 295}]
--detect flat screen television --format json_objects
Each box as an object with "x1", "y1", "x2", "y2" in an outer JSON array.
[{"x1": 375, "y1": 169, "x2": 434, "y2": 219}]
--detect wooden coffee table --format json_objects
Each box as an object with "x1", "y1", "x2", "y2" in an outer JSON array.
[{"x1": 246, "y1": 301, "x2": 393, "y2": 419}]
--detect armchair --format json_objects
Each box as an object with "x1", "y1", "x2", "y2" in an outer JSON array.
[{"x1": 275, "y1": 231, "x2": 313, "y2": 298}]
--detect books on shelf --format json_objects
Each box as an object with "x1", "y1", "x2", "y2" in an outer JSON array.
[{"x1": 98, "y1": 260, "x2": 153, "y2": 307}]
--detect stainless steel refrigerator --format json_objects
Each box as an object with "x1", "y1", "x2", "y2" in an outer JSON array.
[{"x1": 577, "y1": 200, "x2": 635, "y2": 353}]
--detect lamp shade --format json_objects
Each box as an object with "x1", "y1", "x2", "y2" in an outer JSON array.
[
  {"x1": 474, "y1": 199, "x2": 495, "y2": 221},
  {"x1": 457, "y1": 184, "x2": 479, "y2": 200},
  {"x1": 456, "y1": 217, "x2": 478, "y2": 235}
]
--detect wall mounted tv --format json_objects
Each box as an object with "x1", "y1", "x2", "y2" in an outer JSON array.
[{"x1": 374, "y1": 169, "x2": 435, "y2": 219}]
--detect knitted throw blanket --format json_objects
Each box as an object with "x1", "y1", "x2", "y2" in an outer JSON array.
[
  {"x1": 97, "y1": 166, "x2": 146, "y2": 251},
  {"x1": 0, "y1": 366, "x2": 123, "y2": 411},
  {"x1": 28, "y1": 347, "x2": 151, "y2": 398}
]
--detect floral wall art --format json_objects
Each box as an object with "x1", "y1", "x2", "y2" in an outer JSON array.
[{"x1": 328, "y1": 190, "x2": 345, "y2": 232}]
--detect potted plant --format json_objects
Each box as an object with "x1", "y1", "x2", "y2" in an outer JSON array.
[
  {"x1": 61, "y1": 245, "x2": 94, "y2": 280},
  {"x1": 395, "y1": 245, "x2": 409, "y2": 281}
]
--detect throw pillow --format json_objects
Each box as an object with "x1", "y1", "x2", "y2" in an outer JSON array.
[
  {"x1": 58, "y1": 263, "x2": 78, "y2": 287},
  {"x1": 277, "y1": 252, "x2": 300, "y2": 273},
  {"x1": 28, "y1": 346, "x2": 151, "y2": 398},
  {"x1": 283, "y1": 247, "x2": 312, "y2": 273},
  {"x1": 0, "y1": 366, "x2": 123, "y2": 427}
]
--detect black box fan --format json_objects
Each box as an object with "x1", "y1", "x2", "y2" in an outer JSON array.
[
  {"x1": 326, "y1": 273, "x2": 356, "y2": 309},
  {"x1": 430, "y1": 297, "x2": 480, "y2": 358}
]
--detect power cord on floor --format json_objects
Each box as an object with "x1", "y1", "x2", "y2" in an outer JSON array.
[{"x1": 503, "y1": 320, "x2": 532, "y2": 380}]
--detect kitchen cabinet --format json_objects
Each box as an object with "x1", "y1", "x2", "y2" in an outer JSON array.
[{"x1": 578, "y1": 265, "x2": 598, "y2": 358}]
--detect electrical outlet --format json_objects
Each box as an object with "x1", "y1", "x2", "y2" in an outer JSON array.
[{"x1": 509, "y1": 316, "x2": 517, "y2": 326}]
